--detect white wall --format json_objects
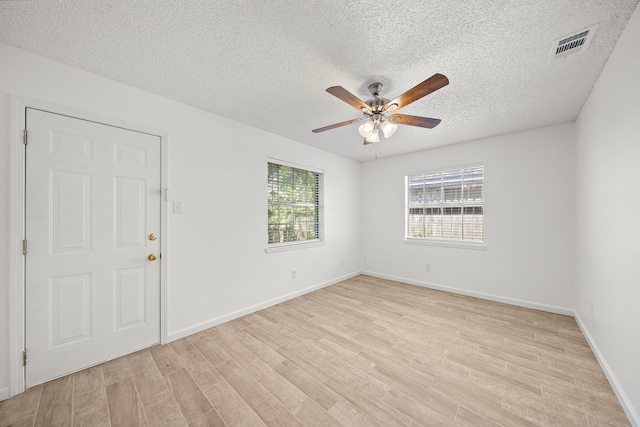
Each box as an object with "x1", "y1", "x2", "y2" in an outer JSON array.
[
  {"x1": 0, "y1": 42, "x2": 362, "y2": 397},
  {"x1": 361, "y1": 123, "x2": 576, "y2": 313},
  {"x1": 574, "y1": 4, "x2": 640, "y2": 423}
]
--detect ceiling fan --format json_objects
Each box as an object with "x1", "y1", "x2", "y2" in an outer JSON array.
[{"x1": 312, "y1": 73, "x2": 449, "y2": 145}]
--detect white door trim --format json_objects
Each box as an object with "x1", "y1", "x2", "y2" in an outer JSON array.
[{"x1": 8, "y1": 95, "x2": 169, "y2": 397}]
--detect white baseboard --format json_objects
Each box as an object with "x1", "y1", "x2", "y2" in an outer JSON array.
[
  {"x1": 362, "y1": 270, "x2": 574, "y2": 316},
  {"x1": 0, "y1": 386, "x2": 8, "y2": 402},
  {"x1": 167, "y1": 271, "x2": 361, "y2": 342},
  {"x1": 574, "y1": 312, "x2": 639, "y2": 427}
]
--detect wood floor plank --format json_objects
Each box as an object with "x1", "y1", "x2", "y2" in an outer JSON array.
[
  {"x1": 2, "y1": 417, "x2": 35, "y2": 427},
  {"x1": 325, "y1": 374, "x2": 408, "y2": 427},
  {"x1": 73, "y1": 398, "x2": 111, "y2": 427},
  {"x1": 360, "y1": 349, "x2": 435, "y2": 397},
  {"x1": 127, "y1": 350, "x2": 169, "y2": 405},
  {"x1": 327, "y1": 398, "x2": 384, "y2": 427},
  {"x1": 273, "y1": 360, "x2": 339, "y2": 410},
  {"x1": 34, "y1": 376, "x2": 73, "y2": 427},
  {"x1": 143, "y1": 389, "x2": 188, "y2": 427},
  {"x1": 202, "y1": 378, "x2": 266, "y2": 427},
  {"x1": 165, "y1": 368, "x2": 212, "y2": 423},
  {"x1": 447, "y1": 351, "x2": 543, "y2": 395},
  {"x1": 292, "y1": 399, "x2": 341, "y2": 427},
  {"x1": 455, "y1": 407, "x2": 503, "y2": 427},
  {"x1": 381, "y1": 388, "x2": 455, "y2": 427},
  {"x1": 542, "y1": 380, "x2": 628, "y2": 415},
  {"x1": 501, "y1": 393, "x2": 589, "y2": 427},
  {"x1": 243, "y1": 324, "x2": 287, "y2": 352},
  {"x1": 541, "y1": 385, "x2": 628, "y2": 423},
  {"x1": 170, "y1": 337, "x2": 195, "y2": 355},
  {"x1": 458, "y1": 331, "x2": 540, "y2": 363},
  {"x1": 276, "y1": 345, "x2": 334, "y2": 382},
  {"x1": 188, "y1": 409, "x2": 227, "y2": 427},
  {"x1": 150, "y1": 344, "x2": 183, "y2": 376},
  {"x1": 209, "y1": 327, "x2": 258, "y2": 368},
  {"x1": 244, "y1": 357, "x2": 308, "y2": 412},
  {"x1": 190, "y1": 336, "x2": 231, "y2": 367},
  {"x1": 317, "y1": 352, "x2": 389, "y2": 400},
  {"x1": 229, "y1": 315, "x2": 253, "y2": 329},
  {"x1": 178, "y1": 349, "x2": 224, "y2": 390},
  {"x1": 214, "y1": 359, "x2": 271, "y2": 409},
  {"x1": 102, "y1": 356, "x2": 132, "y2": 386},
  {"x1": 314, "y1": 337, "x2": 374, "y2": 373},
  {"x1": 430, "y1": 375, "x2": 502, "y2": 407},
  {"x1": 407, "y1": 354, "x2": 470, "y2": 384},
  {"x1": 253, "y1": 395, "x2": 305, "y2": 427},
  {"x1": 73, "y1": 365, "x2": 106, "y2": 411},
  {"x1": 232, "y1": 326, "x2": 287, "y2": 366},
  {"x1": 105, "y1": 377, "x2": 148, "y2": 427}
]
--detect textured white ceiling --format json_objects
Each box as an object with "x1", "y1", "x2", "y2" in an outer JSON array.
[{"x1": 0, "y1": 1, "x2": 638, "y2": 162}]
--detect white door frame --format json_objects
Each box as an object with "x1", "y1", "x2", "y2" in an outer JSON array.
[{"x1": 8, "y1": 95, "x2": 169, "y2": 397}]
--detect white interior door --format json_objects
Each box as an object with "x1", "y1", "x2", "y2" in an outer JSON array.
[{"x1": 25, "y1": 108, "x2": 161, "y2": 387}]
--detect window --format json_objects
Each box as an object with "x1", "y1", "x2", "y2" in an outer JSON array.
[
  {"x1": 267, "y1": 161, "x2": 323, "y2": 247},
  {"x1": 406, "y1": 166, "x2": 484, "y2": 242}
]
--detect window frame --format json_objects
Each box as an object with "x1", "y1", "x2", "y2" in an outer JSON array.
[
  {"x1": 404, "y1": 164, "x2": 487, "y2": 250},
  {"x1": 266, "y1": 159, "x2": 325, "y2": 253}
]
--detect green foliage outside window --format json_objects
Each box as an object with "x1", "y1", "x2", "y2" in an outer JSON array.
[{"x1": 268, "y1": 162, "x2": 321, "y2": 244}]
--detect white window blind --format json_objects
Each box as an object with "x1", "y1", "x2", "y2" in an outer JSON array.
[
  {"x1": 268, "y1": 162, "x2": 323, "y2": 245},
  {"x1": 407, "y1": 166, "x2": 484, "y2": 242}
]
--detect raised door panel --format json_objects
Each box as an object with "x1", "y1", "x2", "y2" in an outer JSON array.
[
  {"x1": 115, "y1": 142, "x2": 147, "y2": 166},
  {"x1": 50, "y1": 131, "x2": 93, "y2": 159},
  {"x1": 115, "y1": 177, "x2": 145, "y2": 248},
  {"x1": 114, "y1": 267, "x2": 146, "y2": 330},
  {"x1": 50, "y1": 171, "x2": 92, "y2": 253},
  {"x1": 50, "y1": 273, "x2": 92, "y2": 348}
]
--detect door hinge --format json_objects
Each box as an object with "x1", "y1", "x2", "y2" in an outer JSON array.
[
  {"x1": 23, "y1": 350, "x2": 27, "y2": 366},
  {"x1": 23, "y1": 129, "x2": 27, "y2": 145},
  {"x1": 23, "y1": 239, "x2": 28, "y2": 255}
]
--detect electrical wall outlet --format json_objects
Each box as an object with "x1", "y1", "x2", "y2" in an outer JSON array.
[
  {"x1": 291, "y1": 270, "x2": 296, "y2": 279},
  {"x1": 425, "y1": 264, "x2": 431, "y2": 272}
]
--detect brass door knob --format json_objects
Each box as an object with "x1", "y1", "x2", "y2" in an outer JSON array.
[
  {"x1": 148, "y1": 233, "x2": 157, "y2": 241},
  {"x1": 148, "y1": 254, "x2": 157, "y2": 261}
]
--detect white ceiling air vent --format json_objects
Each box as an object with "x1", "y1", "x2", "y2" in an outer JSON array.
[{"x1": 551, "y1": 23, "x2": 598, "y2": 60}]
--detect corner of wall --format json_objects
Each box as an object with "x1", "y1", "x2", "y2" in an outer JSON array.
[{"x1": 574, "y1": 312, "x2": 640, "y2": 426}]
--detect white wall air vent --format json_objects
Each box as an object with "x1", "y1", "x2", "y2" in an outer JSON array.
[{"x1": 551, "y1": 24, "x2": 598, "y2": 60}]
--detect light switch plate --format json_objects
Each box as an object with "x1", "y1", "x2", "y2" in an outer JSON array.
[{"x1": 173, "y1": 201, "x2": 183, "y2": 214}]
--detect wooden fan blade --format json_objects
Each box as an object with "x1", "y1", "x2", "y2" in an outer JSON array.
[
  {"x1": 326, "y1": 86, "x2": 372, "y2": 113},
  {"x1": 388, "y1": 114, "x2": 441, "y2": 128},
  {"x1": 312, "y1": 118, "x2": 363, "y2": 133},
  {"x1": 384, "y1": 74, "x2": 449, "y2": 111}
]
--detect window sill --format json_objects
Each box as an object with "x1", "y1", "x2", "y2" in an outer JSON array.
[
  {"x1": 265, "y1": 240, "x2": 325, "y2": 254},
  {"x1": 404, "y1": 238, "x2": 488, "y2": 250}
]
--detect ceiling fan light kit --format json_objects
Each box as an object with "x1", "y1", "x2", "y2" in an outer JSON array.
[{"x1": 312, "y1": 73, "x2": 449, "y2": 145}]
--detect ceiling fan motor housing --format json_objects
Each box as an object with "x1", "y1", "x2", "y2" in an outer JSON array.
[
  {"x1": 364, "y1": 82, "x2": 389, "y2": 116},
  {"x1": 365, "y1": 97, "x2": 390, "y2": 114}
]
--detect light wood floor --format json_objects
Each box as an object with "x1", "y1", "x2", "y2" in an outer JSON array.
[{"x1": 0, "y1": 275, "x2": 630, "y2": 427}]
